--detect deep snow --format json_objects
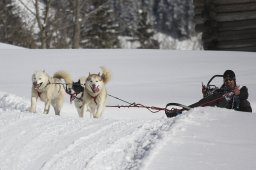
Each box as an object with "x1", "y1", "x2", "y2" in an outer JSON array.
[{"x1": 0, "y1": 45, "x2": 256, "y2": 170}]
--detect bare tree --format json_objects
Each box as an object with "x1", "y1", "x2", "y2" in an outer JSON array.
[{"x1": 34, "y1": 0, "x2": 52, "y2": 48}]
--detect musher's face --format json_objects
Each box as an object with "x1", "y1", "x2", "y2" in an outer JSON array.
[{"x1": 224, "y1": 78, "x2": 235, "y2": 90}]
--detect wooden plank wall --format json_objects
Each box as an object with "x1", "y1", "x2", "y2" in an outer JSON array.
[{"x1": 194, "y1": 0, "x2": 256, "y2": 51}]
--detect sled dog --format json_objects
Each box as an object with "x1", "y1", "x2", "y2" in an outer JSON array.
[
  {"x1": 30, "y1": 70, "x2": 72, "y2": 115},
  {"x1": 70, "y1": 66, "x2": 111, "y2": 118}
]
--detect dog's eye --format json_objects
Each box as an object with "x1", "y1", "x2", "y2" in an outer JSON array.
[{"x1": 39, "y1": 78, "x2": 42, "y2": 80}]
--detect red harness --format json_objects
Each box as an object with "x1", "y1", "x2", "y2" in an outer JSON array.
[
  {"x1": 76, "y1": 94, "x2": 98, "y2": 109},
  {"x1": 37, "y1": 91, "x2": 42, "y2": 97},
  {"x1": 90, "y1": 94, "x2": 98, "y2": 105}
]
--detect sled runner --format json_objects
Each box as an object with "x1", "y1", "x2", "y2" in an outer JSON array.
[{"x1": 165, "y1": 74, "x2": 226, "y2": 118}]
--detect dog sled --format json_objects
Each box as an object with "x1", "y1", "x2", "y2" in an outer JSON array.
[
  {"x1": 165, "y1": 74, "x2": 232, "y2": 118},
  {"x1": 63, "y1": 74, "x2": 236, "y2": 118},
  {"x1": 105, "y1": 74, "x2": 231, "y2": 118}
]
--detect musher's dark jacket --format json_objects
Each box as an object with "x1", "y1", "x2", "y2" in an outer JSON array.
[{"x1": 189, "y1": 85, "x2": 252, "y2": 112}]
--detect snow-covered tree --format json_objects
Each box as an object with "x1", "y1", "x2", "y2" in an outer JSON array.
[
  {"x1": 7, "y1": 0, "x2": 196, "y2": 48},
  {"x1": 0, "y1": 0, "x2": 35, "y2": 48},
  {"x1": 135, "y1": 10, "x2": 159, "y2": 48},
  {"x1": 152, "y1": 0, "x2": 194, "y2": 38},
  {"x1": 80, "y1": 0, "x2": 120, "y2": 48}
]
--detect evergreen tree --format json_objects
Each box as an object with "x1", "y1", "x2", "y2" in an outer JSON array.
[
  {"x1": 135, "y1": 10, "x2": 159, "y2": 49},
  {"x1": 152, "y1": 0, "x2": 194, "y2": 39},
  {"x1": 50, "y1": 0, "x2": 74, "y2": 48},
  {"x1": 81, "y1": 0, "x2": 120, "y2": 48},
  {"x1": 113, "y1": 0, "x2": 139, "y2": 37},
  {"x1": 0, "y1": 0, "x2": 35, "y2": 48},
  {"x1": 4, "y1": 0, "x2": 195, "y2": 48}
]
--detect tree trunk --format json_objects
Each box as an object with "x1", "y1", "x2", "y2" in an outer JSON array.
[
  {"x1": 35, "y1": 0, "x2": 52, "y2": 48},
  {"x1": 72, "y1": 0, "x2": 81, "y2": 48}
]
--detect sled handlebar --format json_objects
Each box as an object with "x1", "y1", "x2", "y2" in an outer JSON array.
[{"x1": 206, "y1": 75, "x2": 223, "y2": 87}]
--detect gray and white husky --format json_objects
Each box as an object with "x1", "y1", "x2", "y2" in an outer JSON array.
[
  {"x1": 29, "y1": 70, "x2": 72, "y2": 115},
  {"x1": 70, "y1": 67, "x2": 111, "y2": 118}
]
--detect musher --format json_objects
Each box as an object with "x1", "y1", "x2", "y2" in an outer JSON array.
[{"x1": 189, "y1": 70, "x2": 252, "y2": 112}]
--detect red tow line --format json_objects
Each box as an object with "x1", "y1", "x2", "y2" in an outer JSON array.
[
  {"x1": 107, "y1": 103, "x2": 170, "y2": 113},
  {"x1": 107, "y1": 94, "x2": 171, "y2": 113}
]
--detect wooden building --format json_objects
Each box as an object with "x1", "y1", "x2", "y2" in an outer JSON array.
[{"x1": 194, "y1": 0, "x2": 256, "y2": 51}]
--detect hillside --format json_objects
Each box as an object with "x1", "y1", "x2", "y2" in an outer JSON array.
[
  {"x1": 0, "y1": 44, "x2": 256, "y2": 169},
  {"x1": 1, "y1": 0, "x2": 201, "y2": 49}
]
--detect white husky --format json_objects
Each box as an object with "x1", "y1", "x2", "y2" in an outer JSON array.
[
  {"x1": 30, "y1": 70, "x2": 72, "y2": 115},
  {"x1": 70, "y1": 67, "x2": 111, "y2": 118}
]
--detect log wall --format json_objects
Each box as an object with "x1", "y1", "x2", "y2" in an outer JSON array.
[{"x1": 194, "y1": 0, "x2": 256, "y2": 51}]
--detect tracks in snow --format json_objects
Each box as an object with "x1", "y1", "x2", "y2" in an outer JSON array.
[
  {"x1": 0, "y1": 93, "x2": 177, "y2": 170},
  {"x1": 40, "y1": 118, "x2": 175, "y2": 170}
]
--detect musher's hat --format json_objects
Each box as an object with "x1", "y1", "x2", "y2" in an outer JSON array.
[{"x1": 223, "y1": 70, "x2": 236, "y2": 80}]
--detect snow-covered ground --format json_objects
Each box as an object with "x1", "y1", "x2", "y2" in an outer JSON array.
[
  {"x1": 0, "y1": 43, "x2": 24, "y2": 49},
  {"x1": 0, "y1": 44, "x2": 256, "y2": 170}
]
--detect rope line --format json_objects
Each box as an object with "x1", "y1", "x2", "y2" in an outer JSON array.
[
  {"x1": 50, "y1": 82, "x2": 169, "y2": 113},
  {"x1": 107, "y1": 94, "x2": 170, "y2": 113}
]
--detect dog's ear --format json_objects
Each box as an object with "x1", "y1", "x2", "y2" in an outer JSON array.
[
  {"x1": 78, "y1": 79, "x2": 81, "y2": 84},
  {"x1": 89, "y1": 72, "x2": 91, "y2": 76},
  {"x1": 98, "y1": 72, "x2": 101, "y2": 76}
]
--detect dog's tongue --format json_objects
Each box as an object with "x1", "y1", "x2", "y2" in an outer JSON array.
[
  {"x1": 92, "y1": 85, "x2": 99, "y2": 93},
  {"x1": 33, "y1": 82, "x2": 42, "y2": 90},
  {"x1": 34, "y1": 84, "x2": 40, "y2": 90},
  {"x1": 70, "y1": 94, "x2": 76, "y2": 103}
]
